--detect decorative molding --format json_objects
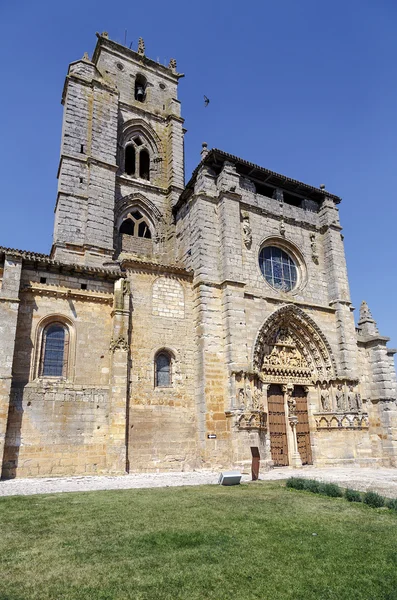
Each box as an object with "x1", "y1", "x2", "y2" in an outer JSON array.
[
  {"x1": 22, "y1": 284, "x2": 113, "y2": 304},
  {"x1": 226, "y1": 409, "x2": 267, "y2": 431},
  {"x1": 253, "y1": 304, "x2": 337, "y2": 383},
  {"x1": 314, "y1": 412, "x2": 369, "y2": 430},
  {"x1": 109, "y1": 336, "x2": 129, "y2": 353}
]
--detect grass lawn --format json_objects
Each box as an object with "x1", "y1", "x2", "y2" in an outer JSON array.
[{"x1": 1, "y1": 481, "x2": 397, "y2": 600}]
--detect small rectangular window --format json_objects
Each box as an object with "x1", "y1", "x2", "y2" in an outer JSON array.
[
  {"x1": 81, "y1": 283, "x2": 87, "y2": 290},
  {"x1": 40, "y1": 277, "x2": 47, "y2": 284}
]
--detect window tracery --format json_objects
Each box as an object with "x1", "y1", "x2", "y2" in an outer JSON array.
[
  {"x1": 124, "y1": 137, "x2": 151, "y2": 181},
  {"x1": 119, "y1": 210, "x2": 152, "y2": 239}
]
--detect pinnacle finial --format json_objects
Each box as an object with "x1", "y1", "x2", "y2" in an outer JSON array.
[
  {"x1": 359, "y1": 301, "x2": 374, "y2": 322},
  {"x1": 82, "y1": 52, "x2": 90, "y2": 62},
  {"x1": 138, "y1": 37, "x2": 145, "y2": 55},
  {"x1": 201, "y1": 142, "x2": 209, "y2": 160},
  {"x1": 358, "y1": 300, "x2": 379, "y2": 336}
]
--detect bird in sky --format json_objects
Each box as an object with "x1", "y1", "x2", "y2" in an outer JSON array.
[{"x1": 204, "y1": 95, "x2": 210, "y2": 107}]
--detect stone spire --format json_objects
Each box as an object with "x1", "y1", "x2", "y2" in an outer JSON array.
[{"x1": 357, "y1": 301, "x2": 379, "y2": 337}]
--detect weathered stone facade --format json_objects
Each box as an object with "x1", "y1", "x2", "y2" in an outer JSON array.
[{"x1": 1, "y1": 33, "x2": 396, "y2": 478}]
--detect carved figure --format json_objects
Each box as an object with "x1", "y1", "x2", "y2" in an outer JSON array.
[
  {"x1": 238, "y1": 388, "x2": 245, "y2": 409},
  {"x1": 123, "y1": 279, "x2": 130, "y2": 295},
  {"x1": 287, "y1": 396, "x2": 296, "y2": 416},
  {"x1": 310, "y1": 233, "x2": 319, "y2": 264},
  {"x1": 346, "y1": 386, "x2": 357, "y2": 411},
  {"x1": 355, "y1": 392, "x2": 362, "y2": 411},
  {"x1": 279, "y1": 219, "x2": 286, "y2": 237},
  {"x1": 168, "y1": 58, "x2": 177, "y2": 70},
  {"x1": 241, "y1": 212, "x2": 252, "y2": 248},
  {"x1": 335, "y1": 384, "x2": 344, "y2": 412},
  {"x1": 245, "y1": 381, "x2": 252, "y2": 408},
  {"x1": 320, "y1": 383, "x2": 331, "y2": 412}
]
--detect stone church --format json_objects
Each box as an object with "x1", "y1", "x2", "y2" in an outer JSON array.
[{"x1": 1, "y1": 33, "x2": 396, "y2": 478}]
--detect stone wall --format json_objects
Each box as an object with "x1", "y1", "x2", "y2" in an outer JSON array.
[{"x1": 127, "y1": 270, "x2": 197, "y2": 472}]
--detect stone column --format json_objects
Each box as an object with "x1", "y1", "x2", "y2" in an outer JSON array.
[
  {"x1": 0, "y1": 254, "x2": 22, "y2": 473},
  {"x1": 107, "y1": 278, "x2": 130, "y2": 473},
  {"x1": 283, "y1": 383, "x2": 302, "y2": 468},
  {"x1": 319, "y1": 198, "x2": 358, "y2": 378}
]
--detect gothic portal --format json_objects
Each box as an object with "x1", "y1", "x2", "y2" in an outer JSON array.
[{"x1": 0, "y1": 33, "x2": 396, "y2": 478}]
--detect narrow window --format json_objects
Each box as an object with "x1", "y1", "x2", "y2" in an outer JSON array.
[
  {"x1": 138, "y1": 220, "x2": 151, "y2": 239},
  {"x1": 140, "y1": 149, "x2": 150, "y2": 180},
  {"x1": 120, "y1": 218, "x2": 135, "y2": 236},
  {"x1": 41, "y1": 323, "x2": 68, "y2": 377},
  {"x1": 135, "y1": 75, "x2": 147, "y2": 102},
  {"x1": 155, "y1": 352, "x2": 171, "y2": 387},
  {"x1": 125, "y1": 145, "x2": 136, "y2": 175}
]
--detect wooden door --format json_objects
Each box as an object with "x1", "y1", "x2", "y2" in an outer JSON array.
[
  {"x1": 294, "y1": 386, "x2": 312, "y2": 465},
  {"x1": 268, "y1": 384, "x2": 289, "y2": 466}
]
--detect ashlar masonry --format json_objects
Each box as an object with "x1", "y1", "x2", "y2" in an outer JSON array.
[{"x1": 0, "y1": 33, "x2": 396, "y2": 478}]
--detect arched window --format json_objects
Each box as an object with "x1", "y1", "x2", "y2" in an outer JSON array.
[
  {"x1": 124, "y1": 137, "x2": 151, "y2": 181},
  {"x1": 135, "y1": 74, "x2": 147, "y2": 102},
  {"x1": 40, "y1": 322, "x2": 69, "y2": 377},
  {"x1": 139, "y1": 149, "x2": 150, "y2": 180},
  {"x1": 155, "y1": 351, "x2": 172, "y2": 387},
  {"x1": 119, "y1": 210, "x2": 151, "y2": 239},
  {"x1": 125, "y1": 145, "x2": 136, "y2": 175},
  {"x1": 119, "y1": 218, "x2": 135, "y2": 236}
]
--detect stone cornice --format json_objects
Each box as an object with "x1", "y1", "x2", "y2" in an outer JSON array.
[
  {"x1": 120, "y1": 256, "x2": 193, "y2": 278},
  {"x1": 92, "y1": 36, "x2": 184, "y2": 81},
  {"x1": 21, "y1": 283, "x2": 114, "y2": 304},
  {"x1": 119, "y1": 101, "x2": 183, "y2": 125},
  {"x1": 243, "y1": 291, "x2": 337, "y2": 314},
  {"x1": 57, "y1": 153, "x2": 118, "y2": 180}
]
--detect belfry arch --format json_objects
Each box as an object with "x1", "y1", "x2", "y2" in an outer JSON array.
[{"x1": 253, "y1": 304, "x2": 337, "y2": 384}]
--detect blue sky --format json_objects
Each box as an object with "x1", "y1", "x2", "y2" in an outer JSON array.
[{"x1": 1, "y1": 0, "x2": 396, "y2": 343}]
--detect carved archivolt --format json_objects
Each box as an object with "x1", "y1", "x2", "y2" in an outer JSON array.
[{"x1": 253, "y1": 304, "x2": 337, "y2": 383}]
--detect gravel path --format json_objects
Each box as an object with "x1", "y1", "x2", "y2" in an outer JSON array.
[{"x1": 1, "y1": 466, "x2": 397, "y2": 498}]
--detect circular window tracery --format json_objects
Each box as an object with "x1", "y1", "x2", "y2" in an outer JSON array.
[{"x1": 259, "y1": 246, "x2": 298, "y2": 292}]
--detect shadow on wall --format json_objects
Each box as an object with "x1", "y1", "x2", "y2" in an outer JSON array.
[
  {"x1": 1, "y1": 386, "x2": 24, "y2": 479},
  {"x1": 1, "y1": 298, "x2": 35, "y2": 479}
]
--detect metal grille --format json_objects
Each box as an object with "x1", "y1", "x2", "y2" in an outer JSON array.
[
  {"x1": 294, "y1": 386, "x2": 312, "y2": 465},
  {"x1": 268, "y1": 384, "x2": 289, "y2": 466}
]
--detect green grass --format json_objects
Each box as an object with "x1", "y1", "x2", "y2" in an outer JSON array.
[{"x1": 1, "y1": 482, "x2": 397, "y2": 600}]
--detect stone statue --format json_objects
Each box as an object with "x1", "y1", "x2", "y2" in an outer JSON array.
[
  {"x1": 287, "y1": 396, "x2": 296, "y2": 416},
  {"x1": 241, "y1": 212, "x2": 252, "y2": 248},
  {"x1": 238, "y1": 388, "x2": 245, "y2": 409},
  {"x1": 335, "y1": 384, "x2": 344, "y2": 412},
  {"x1": 245, "y1": 381, "x2": 252, "y2": 408},
  {"x1": 320, "y1": 383, "x2": 331, "y2": 412},
  {"x1": 168, "y1": 58, "x2": 177, "y2": 70},
  {"x1": 310, "y1": 233, "x2": 319, "y2": 264},
  {"x1": 346, "y1": 386, "x2": 357, "y2": 411}
]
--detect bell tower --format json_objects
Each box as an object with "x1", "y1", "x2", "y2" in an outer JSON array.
[{"x1": 52, "y1": 33, "x2": 185, "y2": 266}]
